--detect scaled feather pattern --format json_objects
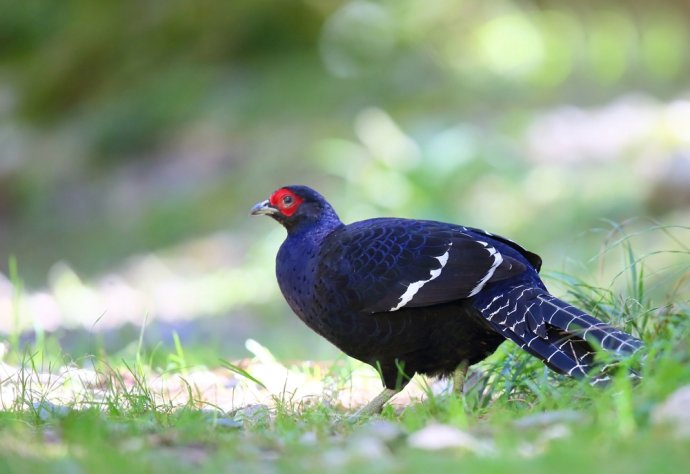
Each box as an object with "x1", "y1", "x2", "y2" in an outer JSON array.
[{"x1": 252, "y1": 185, "x2": 643, "y2": 394}]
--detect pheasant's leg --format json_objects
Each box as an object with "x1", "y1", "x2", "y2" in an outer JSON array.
[
  {"x1": 349, "y1": 388, "x2": 399, "y2": 421},
  {"x1": 452, "y1": 361, "x2": 469, "y2": 395}
]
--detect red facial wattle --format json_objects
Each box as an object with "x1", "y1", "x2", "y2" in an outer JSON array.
[{"x1": 269, "y1": 188, "x2": 304, "y2": 217}]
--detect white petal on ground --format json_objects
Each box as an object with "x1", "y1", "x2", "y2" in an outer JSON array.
[
  {"x1": 651, "y1": 385, "x2": 690, "y2": 438},
  {"x1": 408, "y1": 424, "x2": 494, "y2": 454}
]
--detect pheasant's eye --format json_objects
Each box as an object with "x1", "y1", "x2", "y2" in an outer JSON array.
[{"x1": 269, "y1": 187, "x2": 304, "y2": 217}]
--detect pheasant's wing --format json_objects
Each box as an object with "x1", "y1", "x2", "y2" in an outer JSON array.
[{"x1": 316, "y1": 219, "x2": 526, "y2": 314}]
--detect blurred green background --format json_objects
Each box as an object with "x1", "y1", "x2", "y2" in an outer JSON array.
[{"x1": 0, "y1": 0, "x2": 689, "y2": 363}]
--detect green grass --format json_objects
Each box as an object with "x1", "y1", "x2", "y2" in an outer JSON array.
[{"x1": 1, "y1": 236, "x2": 689, "y2": 473}]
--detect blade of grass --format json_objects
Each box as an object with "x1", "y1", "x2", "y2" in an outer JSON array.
[
  {"x1": 218, "y1": 358, "x2": 267, "y2": 390},
  {"x1": 8, "y1": 256, "x2": 23, "y2": 356}
]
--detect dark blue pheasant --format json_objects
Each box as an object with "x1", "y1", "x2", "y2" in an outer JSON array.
[{"x1": 251, "y1": 185, "x2": 643, "y2": 415}]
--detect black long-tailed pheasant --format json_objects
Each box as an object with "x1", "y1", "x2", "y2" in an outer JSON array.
[{"x1": 251, "y1": 185, "x2": 643, "y2": 416}]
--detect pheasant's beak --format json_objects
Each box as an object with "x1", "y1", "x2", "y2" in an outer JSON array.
[{"x1": 250, "y1": 199, "x2": 279, "y2": 216}]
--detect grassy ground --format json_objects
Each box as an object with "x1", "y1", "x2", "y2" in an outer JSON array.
[{"x1": 1, "y1": 240, "x2": 689, "y2": 473}]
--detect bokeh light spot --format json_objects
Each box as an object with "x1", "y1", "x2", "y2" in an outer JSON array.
[{"x1": 476, "y1": 13, "x2": 545, "y2": 78}]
